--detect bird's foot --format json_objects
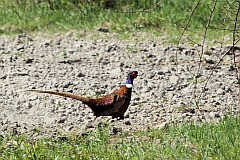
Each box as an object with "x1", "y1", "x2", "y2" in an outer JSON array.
[{"x1": 111, "y1": 115, "x2": 124, "y2": 120}]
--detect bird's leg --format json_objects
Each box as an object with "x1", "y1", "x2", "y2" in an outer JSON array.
[
  {"x1": 119, "y1": 115, "x2": 124, "y2": 120},
  {"x1": 111, "y1": 115, "x2": 118, "y2": 119}
]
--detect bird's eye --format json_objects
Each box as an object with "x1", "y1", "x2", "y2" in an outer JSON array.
[{"x1": 131, "y1": 71, "x2": 138, "y2": 78}]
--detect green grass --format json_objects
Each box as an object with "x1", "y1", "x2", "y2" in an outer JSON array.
[
  {"x1": 1, "y1": 116, "x2": 239, "y2": 159},
  {"x1": 0, "y1": 0, "x2": 238, "y2": 43}
]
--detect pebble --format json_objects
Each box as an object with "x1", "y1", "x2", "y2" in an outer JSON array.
[
  {"x1": 28, "y1": 95, "x2": 38, "y2": 101},
  {"x1": 205, "y1": 57, "x2": 215, "y2": 64},
  {"x1": 153, "y1": 122, "x2": 166, "y2": 129},
  {"x1": 112, "y1": 127, "x2": 122, "y2": 134},
  {"x1": 169, "y1": 75, "x2": 179, "y2": 85},
  {"x1": 125, "y1": 121, "x2": 131, "y2": 125},
  {"x1": 216, "y1": 88, "x2": 225, "y2": 95}
]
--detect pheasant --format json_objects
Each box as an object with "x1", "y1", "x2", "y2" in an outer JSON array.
[{"x1": 27, "y1": 71, "x2": 138, "y2": 119}]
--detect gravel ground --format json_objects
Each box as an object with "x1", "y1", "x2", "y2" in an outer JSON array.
[{"x1": 0, "y1": 32, "x2": 239, "y2": 138}]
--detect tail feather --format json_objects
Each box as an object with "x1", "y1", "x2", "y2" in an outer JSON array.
[{"x1": 26, "y1": 90, "x2": 90, "y2": 103}]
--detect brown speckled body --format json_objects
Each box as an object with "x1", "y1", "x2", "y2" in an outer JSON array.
[{"x1": 87, "y1": 86, "x2": 132, "y2": 119}]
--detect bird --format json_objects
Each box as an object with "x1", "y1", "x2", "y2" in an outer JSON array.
[{"x1": 26, "y1": 71, "x2": 138, "y2": 120}]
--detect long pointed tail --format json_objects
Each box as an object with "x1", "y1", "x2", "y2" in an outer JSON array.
[{"x1": 26, "y1": 89, "x2": 90, "y2": 103}]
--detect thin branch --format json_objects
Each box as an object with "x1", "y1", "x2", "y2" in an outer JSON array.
[
  {"x1": 232, "y1": 1, "x2": 240, "y2": 114},
  {"x1": 208, "y1": 26, "x2": 237, "y2": 32},
  {"x1": 175, "y1": 0, "x2": 201, "y2": 70},
  {"x1": 205, "y1": 2, "x2": 212, "y2": 11},
  {"x1": 173, "y1": 21, "x2": 199, "y2": 34},
  {"x1": 202, "y1": 44, "x2": 238, "y2": 90},
  {"x1": 194, "y1": 0, "x2": 218, "y2": 106},
  {"x1": 232, "y1": 1, "x2": 240, "y2": 85},
  {"x1": 185, "y1": 36, "x2": 201, "y2": 45},
  {"x1": 199, "y1": 0, "x2": 240, "y2": 107}
]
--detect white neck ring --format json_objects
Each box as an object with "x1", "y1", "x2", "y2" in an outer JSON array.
[{"x1": 125, "y1": 84, "x2": 133, "y2": 88}]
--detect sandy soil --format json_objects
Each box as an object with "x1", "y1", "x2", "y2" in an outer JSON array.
[{"x1": 0, "y1": 32, "x2": 239, "y2": 138}]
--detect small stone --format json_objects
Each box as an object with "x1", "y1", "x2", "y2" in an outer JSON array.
[
  {"x1": 25, "y1": 58, "x2": 34, "y2": 64},
  {"x1": 77, "y1": 72, "x2": 85, "y2": 78},
  {"x1": 216, "y1": 88, "x2": 225, "y2": 95},
  {"x1": 205, "y1": 57, "x2": 215, "y2": 64},
  {"x1": 209, "y1": 112, "x2": 215, "y2": 119},
  {"x1": 68, "y1": 126, "x2": 74, "y2": 131},
  {"x1": 63, "y1": 82, "x2": 72, "y2": 88},
  {"x1": 142, "y1": 87, "x2": 151, "y2": 92},
  {"x1": 125, "y1": 121, "x2": 131, "y2": 125},
  {"x1": 98, "y1": 27, "x2": 109, "y2": 33},
  {"x1": 16, "y1": 44, "x2": 25, "y2": 51},
  {"x1": 229, "y1": 65, "x2": 235, "y2": 71},
  {"x1": 165, "y1": 85, "x2": 176, "y2": 91},
  {"x1": 214, "y1": 101, "x2": 221, "y2": 105},
  {"x1": 118, "y1": 62, "x2": 124, "y2": 67},
  {"x1": 169, "y1": 75, "x2": 179, "y2": 85},
  {"x1": 0, "y1": 74, "x2": 7, "y2": 79},
  {"x1": 161, "y1": 66, "x2": 171, "y2": 73},
  {"x1": 157, "y1": 71, "x2": 165, "y2": 75},
  {"x1": 133, "y1": 97, "x2": 140, "y2": 101},
  {"x1": 101, "y1": 59, "x2": 110, "y2": 65},
  {"x1": 28, "y1": 95, "x2": 38, "y2": 101},
  {"x1": 154, "y1": 122, "x2": 168, "y2": 129},
  {"x1": 112, "y1": 127, "x2": 122, "y2": 134},
  {"x1": 67, "y1": 48, "x2": 76, "y2": 53},
  {"x1": 27, "y1": 102, "x2": 33, "y2": 109},
  {"x1": 214, "y1": 113, "x2": 221, "y2": 118},
  {"x1": 204, "y1": 50, "x2": 213, "y2": 55},
  {"x1": 44, "y1": 40, "x2": 52, "y2": 46},
  {"x1": 106, "y1": 43, "x2": 117, "y2": 52},
  {"x1": 147, "y1": 73, "x2": 155, "y2": 79},
  {"x1": 86, "y1": 123, "x2": 95, "y2": 128},
  {"x1": 58, "y1": 118, "x2": 66, "y2": 123},
  {"x1": 13, "y1": 72, "x2": 29, "y2": 76}
]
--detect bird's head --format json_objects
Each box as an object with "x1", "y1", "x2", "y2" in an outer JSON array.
[{"x1": 125, "y1": 71, "x2": 138, "y2": 88}]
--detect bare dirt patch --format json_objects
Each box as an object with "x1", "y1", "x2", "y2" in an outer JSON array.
[{"x1": 0, "y1": 32, "x2": 239, "y2": 138}]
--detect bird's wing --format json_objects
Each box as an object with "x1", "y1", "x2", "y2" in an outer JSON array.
[{"x1": 88, "y1": 93, "x2": 127, "y2": 116}]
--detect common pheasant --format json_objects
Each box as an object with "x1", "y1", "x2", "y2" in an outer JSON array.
[{"x1": 27, "y1": 71, "x2": 138, "y2": 119}]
